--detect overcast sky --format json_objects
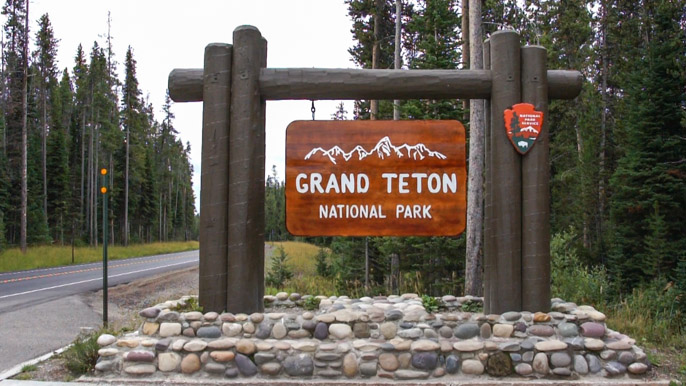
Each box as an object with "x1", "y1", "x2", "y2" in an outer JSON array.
[{"x1": 6, "y1": 0, "x2": 357, "y2": 209}]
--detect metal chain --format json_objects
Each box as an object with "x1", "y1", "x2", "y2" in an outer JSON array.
[{"x1": 311, "y1": 100, "x2": 316, "y2": 120}]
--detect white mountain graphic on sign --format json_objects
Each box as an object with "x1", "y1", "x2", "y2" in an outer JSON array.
[
  {"x1": 520, "y1": 126, "x2": 539, "y2": 134},
  {"x1": 305, "y1": 136, "x2": 447, "y2": 164}
]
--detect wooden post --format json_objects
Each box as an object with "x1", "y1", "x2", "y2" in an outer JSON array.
[
  {"x1": 482, "y1": 38, "x2": 492, "y2": 313},
  {"x1": 521, "y1": 46, "x2": 550, "y2": 312},
  {"x1": 488, "y1": 31, "x2": 522, "y2": 314},
  {"x1": 198, "y1": 43, "x2": 232, "y2": 313},
  {"x1": 227, "y1": 26, "x2": 267, "y2": 313}
]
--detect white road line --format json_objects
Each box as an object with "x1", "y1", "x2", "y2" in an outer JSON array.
[{"x1": 0, "y1": 259, "x2": 197, "y2": 300}]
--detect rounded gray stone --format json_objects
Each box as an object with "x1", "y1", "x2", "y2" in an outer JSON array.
[
  {"x1": 385, "y1": 309, "x2": 404, "y2": 320},
  {"x1": 618, "y1": 351, "x2": 635, "y2": 365},
  {"x1": 302, "y1": 320, "x2": 317, "y2": 331},
  {"x1": 284, "y1": 353, "x2": 314, "y2": 376},
  {"x1": 557, "y1": 322, "x2": 579, "y2": 338},
  {"x1": 550, "y1": 352, "x2": 571, "y2": 367},
  {"x1": 515, "y1": 363, "x2": 533, "y2": 376},
  {"x1": 256, "y1": 323, "x2": 272, "y2": 339},
  {"x1": 446, "y1": 355, "x2": 460, "y2": 374},
  {"x1": 255, "y1": 352, "x2": 276, "y2": 365},
  {"x1": 261, "y1": 362, "x2": 282, "y2": 375},
  {"x1": 196, "y1": 326, "x2": 221, "y2": 338},
  {"x1": 224, "y1": 368, "x2": 239, "y2": 378},
  {"x1": 397, "y1": 328, "x2": 422, "y2": 339},
  {"x1": 411, "y1": 352, "x2": 438, "y2": 370},
  {"x1": 553, "y1": 367, "x2": 572, "y2": 376},
  {"x1": 502, "y1": 311, "x2": 521, "y2": 321},
  {"x1": 205, "y1": 362, "x2": 225, "y2": 374},
  {"x1": 235, "y1": 353, "x2": 258, "y2": 376},
  {"x1": 586, "y1": 354, "x2": 602, "y2": 373},
  {"x1": 574, "y1": 355, "x2": 589, "y2": 374},
  {"x1": 604, "y1": 361, "x2": 627, "y2": 376},
  {"x1": 139, "y1": 307, "x2": 161, "y2": 318},
  {"x1": 360, "y1": 362, "x2": 377, "y2": 376},
  {"x1": 314, "y1": 322, "x2": 328, "y2": 340},
  {"x1": 455, "y1": 323, "x2": 480, "y2": 339},
  {"x1": 438, "y1": 326, "x2": 453, "y2": 338}
]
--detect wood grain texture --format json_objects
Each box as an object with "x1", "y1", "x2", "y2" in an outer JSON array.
[
  {"x1": 226, "y1": 26, "x2": 267, "y2": 314},
  {"x1": 168, "y1": 68, "x2": 582, "y2": 102},
  {"x1": 286, "y1": 120, "x2": 466, "y2": 237},
  {"x1": 482, "y1": 39, "x2": 493, "y2": 314},
  {"x1": 168, "y1": 69, "x2": 203, "y2": 102},
  {"x1": 488, "y1": 31, "x2": 522, "y2": 314},
  {"x1": 521, "y1": 46, "x2": 551, "y2": 313},
  {"x1": 198, "y1": 43, "x2": 231, "y2": 313}
]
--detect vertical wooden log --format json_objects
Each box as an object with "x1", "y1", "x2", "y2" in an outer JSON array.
[
  {"x1": 199, "y1": 43, "x2": 232, "y2": 312},
  {"x1": 521, "y1": 46, "x2": 550, "y2": 312},
  {"x1": 390, "y1": 253, "x2": 399, "y2": 294},
  {"x1": 489, "y1": 31, "x2": 521, "y2": 313},
  {"x1": 227, "y1": 26, "x2": 267, "y2": 313},
  {"x1": 482, "y1": 39, "x2": 492, "y2": 313}
]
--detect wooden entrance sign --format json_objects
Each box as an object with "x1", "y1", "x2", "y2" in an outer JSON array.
[
  {"x1": 168, "y1": 26, "x2": 583, "y2": 314},
  {"x1": 286, "y1": 120, "x2": 466, "y2": 236}
]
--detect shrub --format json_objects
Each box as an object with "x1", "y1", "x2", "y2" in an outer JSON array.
[
  {"x1": 266, "y1": 246, "x2": 294, "y2": 288},
  {"x1": 315, "y1": 248, "x2": 331, "y2": 277},
  {"x1": 551, "y1": 228, "x2": 611, "y2": 308},
  {"x1": 62, "y1": 332, "x2": 101, "y2": 375},
  {"x1": 422, "y1": 294, "x2": 440, "y2": 313}
]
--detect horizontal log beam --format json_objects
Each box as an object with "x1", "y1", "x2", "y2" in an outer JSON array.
[
  {"x1": 168, "y1": 68, "x2": 583, "y2": 103},
  {"x1": 261, "y1": 68, "x2": 492, "y2": 100}
]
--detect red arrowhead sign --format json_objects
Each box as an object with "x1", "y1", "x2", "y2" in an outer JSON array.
[{"x1": 504, "y1": 103, "x2": 544, "y2": 155}]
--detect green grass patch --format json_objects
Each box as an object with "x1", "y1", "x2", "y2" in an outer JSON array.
[
  {"x1": 0, "y1": 241, "x2": 199, "y2": 273},
  {"x1": 266, "y1": 241, "x2": 323, "y2": 276}
]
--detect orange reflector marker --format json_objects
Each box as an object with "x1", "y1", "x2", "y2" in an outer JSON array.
[
  {"x1": 100, "y1": 186, "x2": 107, "y2": 194},
  {"x1": 100, "y1": 168, "x2": 107, "y2": 175}
]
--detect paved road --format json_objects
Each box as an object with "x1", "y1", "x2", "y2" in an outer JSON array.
[
  {"x1": 0, "y1": 250, "x2": 199, "y2": 314},
  {"x1": 0, "y1": 250, "x2": 198, "y2": 373}
]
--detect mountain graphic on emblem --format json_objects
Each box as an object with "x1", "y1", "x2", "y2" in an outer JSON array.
[{"x1": 304, "y1": 136, "x2": 447, "y2": 164}]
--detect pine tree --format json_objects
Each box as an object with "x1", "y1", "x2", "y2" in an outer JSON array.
[
  {"x1": 33, "y1": 13, "x2": 58, "y2": 223},
  {"x1": 608, "y1": 0, "x2": 686, "y2": 289}
]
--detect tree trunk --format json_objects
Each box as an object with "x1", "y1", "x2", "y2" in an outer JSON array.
[
  {"x1": 597, "y1": 1, "x2": 608, "y2": 261},
  {"x1": 465, "y1": 0, "x2": 484, "y2": 296},
  {"x1": 124, "y1": 118, "x2": 130, "y2": 246},
  {"x1": 393, "y1": 0, "x2": 401, "y2": 120},
  {"x1": 42, "y1": 86, "x2": 47, "y2": 223},
  {"x1": 20, "y1": 0, "x2": 29, "y2": 253},
  {"x1": 461, "y1": 0, "x2": 470, "y2": 120},
  {"x1": 370, "y1": 0, "x2": 383, "y2": 120}
]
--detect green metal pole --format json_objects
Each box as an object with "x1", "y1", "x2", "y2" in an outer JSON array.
[{"x1": 101, "y1": 169, "x2": 108, "y2": 327}]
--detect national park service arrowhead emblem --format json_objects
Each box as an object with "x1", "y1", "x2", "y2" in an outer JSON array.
[{"x1": 504, "y1": 103, "x2": 544, "y2": 155}]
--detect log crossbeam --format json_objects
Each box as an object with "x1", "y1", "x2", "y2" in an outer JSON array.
[{"x1": 169, "y1": 68, "x2": 582, "y2": 103}]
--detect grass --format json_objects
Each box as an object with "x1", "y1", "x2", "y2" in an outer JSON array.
[
  {"x1": 265, "y1": 241, "x2": 339, "y2": 296},
  {"x1": 266, "y1": 241, "x2": 323, "y2": 276},
  {"x1": 0, "y1": 241, "x2": 199, "y2": 273}
]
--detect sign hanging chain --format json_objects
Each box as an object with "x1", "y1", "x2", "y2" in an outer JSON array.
[{"x1": 311, "y1": 100, "x2": 316, "y2": 120}]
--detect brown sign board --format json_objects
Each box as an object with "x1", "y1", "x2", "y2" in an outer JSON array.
[{"x1": 285, "y1": 120, "x2": 466, "y2": 236}]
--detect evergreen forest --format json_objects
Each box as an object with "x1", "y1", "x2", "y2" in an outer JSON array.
[
  {"x1": 265, "y1": 0, "x2": 686, "y2": 322},
  {"x1": 0, "y1": 1, "x2": 197, "y2": 251}
]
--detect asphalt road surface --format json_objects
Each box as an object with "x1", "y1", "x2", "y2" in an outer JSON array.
[
  {"x1": 0, "y1": 250, "x2": 199, "y2": 314},
  {"x1": 0, "y1": 250, "x2": 198, "y2": 373}
]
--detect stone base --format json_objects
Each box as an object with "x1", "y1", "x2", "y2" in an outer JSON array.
[{"x1": 92, "y1": 294, "x2": 656, "y2": 383}]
